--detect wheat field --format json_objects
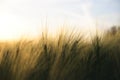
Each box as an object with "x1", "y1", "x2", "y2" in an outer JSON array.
[{"x1": 0, "y1": 27, "x2": 120, "y2": 80}]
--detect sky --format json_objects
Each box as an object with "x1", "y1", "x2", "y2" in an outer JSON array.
[{"x1": 0, "y1": 0, "x2": 120, "y2": 40}]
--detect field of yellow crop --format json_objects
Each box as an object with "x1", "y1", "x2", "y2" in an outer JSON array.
[{"x1": 0, "y1": 27, "x2": 120, "y2": 80}]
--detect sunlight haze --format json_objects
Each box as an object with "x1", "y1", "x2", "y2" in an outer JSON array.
[{"x1": 0, "y1": 0, "x2": 120, "y2": 40}]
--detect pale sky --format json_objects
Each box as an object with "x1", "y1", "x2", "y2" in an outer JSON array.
[{"x1": 0, "y1": 0, "x2": 120, "y2": 40}]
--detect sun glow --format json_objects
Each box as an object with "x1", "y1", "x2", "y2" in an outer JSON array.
[
  {"x1": 0, "y1": 0, "x2": 119, "y2": 40},
  {"x1": 0, "y1": 8, "x2": 96, "y2": 41}
]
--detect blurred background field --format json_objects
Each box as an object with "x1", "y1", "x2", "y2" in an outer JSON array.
[{"x1": 0, "y1": 26, "x2": 120, "y2": 80}]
